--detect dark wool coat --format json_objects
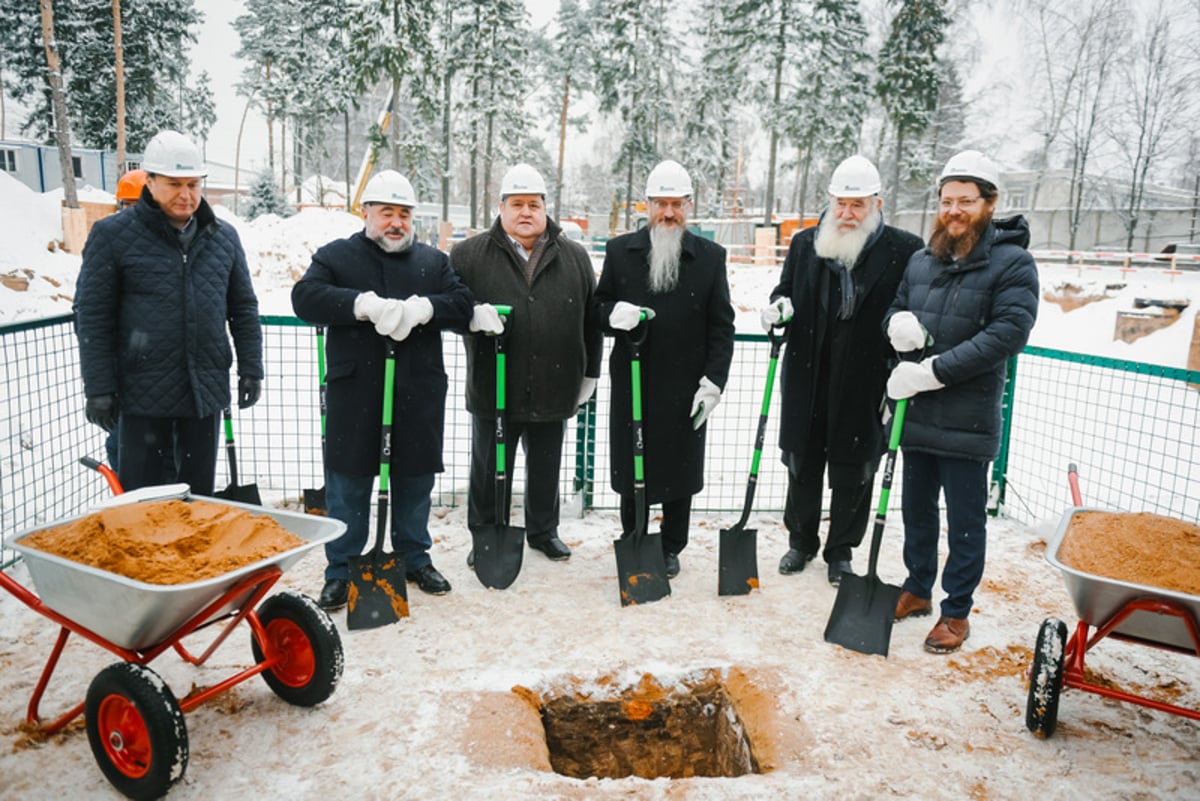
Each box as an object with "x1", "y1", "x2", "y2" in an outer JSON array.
[
  {"x1": 771, "y1": 218, "x2": 923, "y2": 467},
  {"x1": 594, "y1": 227, "x2": 736, "y2": 500},
  {"x1": 885, "y1": 215, "x2": 1039, "y2": 462},
  {"x1": 74, "y1": 192, "x2": 262, "y2": 418},
  {"x1": 449, "y1": 216, "x2": 602, "y2": 422},
  {"x1": 291, "y1": 233, "x2": 473, "y2": 477}
]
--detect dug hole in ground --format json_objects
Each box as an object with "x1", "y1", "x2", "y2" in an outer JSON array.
[{"x1": 1, "y1": 490, "x2": 1197, "y2": 800}]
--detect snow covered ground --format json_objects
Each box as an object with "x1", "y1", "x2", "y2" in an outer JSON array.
[{"x1": 1, "y1": 175, "x2": 1198, "y2": 799}]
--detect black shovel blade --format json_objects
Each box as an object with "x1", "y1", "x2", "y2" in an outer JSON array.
[
  {"x1": 303, "y1": 487, "x2": 327, "y2": 516},
  {"x1": 471, "y1": 523, "x2": 525, "y2": 590},
  {"x1": 614, "y1": 534, "x2": 671, "y2": 607},
  {"x1": 717, "y1": 525, "x2": 759, "y2": 596},
  {"x1": 215, "y1": 483, "x2": 263, "y2": 506},
  {"x1": 346, "y1": 550, "x2": 409, "y2": 630},
  {"x1": 823, "y1": 573, "x2": 903, "y2": 656}
]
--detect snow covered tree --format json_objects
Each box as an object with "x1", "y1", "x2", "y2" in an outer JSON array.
[
  {"x1": 875, "y1": 0, "x2": 949, "y2": 216},
  {"x1": 545, "y1": 0, "x2": 598, "y2": 219},
  {"x1": 243, "y1": 169, "x2": 293, "y2": 220}
]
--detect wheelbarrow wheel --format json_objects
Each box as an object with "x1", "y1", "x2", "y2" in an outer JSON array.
[
  {"x1": 84, "y1": 662, "x2": 188, "y2": 801},
  {"x1": 1026, "y1": 617, "x2": 1068, "y2": 739},
  {"x1": 251, "y1": 591, "x2": 344, "y2": 707}
]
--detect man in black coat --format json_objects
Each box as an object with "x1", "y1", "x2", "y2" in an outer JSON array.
[
  {"x1": 74, "y1": 129, "x2": 262, "y2": 495},
  {"x1": 763, "y1": 155, "x2": 923, "y2": 586},
  {"x1": 449, "y1": 163, "x2": 602, "y2": 566},
  {"x1": 884, "y1": 150, "x2": 1039, "y2": 654},
  {"x1": 594, "y1": 160, "x2": 735, "y2": 579},
  {"x1": 292, "y1": 170, "x2": 473, "y2": 609}
]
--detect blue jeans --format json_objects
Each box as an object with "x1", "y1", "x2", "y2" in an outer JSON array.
[
  {"x1": 900, "y1": 451, "x2": 989, "y2": 619},
  {"x1": 324, "y1": 468, "x2": 435, "y2": 581}
]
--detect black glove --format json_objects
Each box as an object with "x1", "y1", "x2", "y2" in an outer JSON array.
[
  {"x1": 238, "y1": 376, "x2": 262, "y2": 409},
  {"x1": 85, "y1": 394, "x2": 119, "y2": 432}
]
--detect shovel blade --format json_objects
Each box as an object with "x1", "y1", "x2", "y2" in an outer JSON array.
[
  {"x1": 823, "y1": 573, "x2": 903, "y2": 657},
  {"x1": 717, "y1": 525, "x2": 759, "y2": 596},
  {"x1": 471, "y1": 523, "x2": 525, "y2": 590},
  {"x1": 346, "y1": 551, "x2": 409, "y2": 630},
  {"x1": 613, "y1": 534, "x2": 671, "y2": 607},
  {"x1": 303, "y1": 487, "x2": 327, "y2": 516},
  {"x1": 215, "y1": 483, "x2": 263, "y2": 506}
]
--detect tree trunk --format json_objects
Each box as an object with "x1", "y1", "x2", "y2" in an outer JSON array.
[
  {"x1": 555, "y1": 73, "x2": 570, "y2": 220},
  {"x1": 39, "y1": 0, "x2": 77, "y2": 208},
  {"x1": 762, "y1": 1, "x2": 788, "y2": 227},
  {"x1": 889, "y1": 124, "x2": 904, "y2": 219},
  {"x1": 344, "y1": 109, "x2": 351, "y2": 212},
  {"x1": 112, "y1": 0, "x2": 126, "y2": 174},
  {"x1": 265, "y1": 56, "x2": 275, "y2": 178}
]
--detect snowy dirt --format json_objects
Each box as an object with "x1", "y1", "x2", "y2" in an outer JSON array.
[{"x1": 2, "y1": 498, "x2": 1198, "y2": 800}]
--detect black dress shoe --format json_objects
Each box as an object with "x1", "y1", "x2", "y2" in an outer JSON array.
[
  {"x1": 530, "y1": 536, "x2": 571, "y2": 561},
  {"x1": 827, "y1": 559, "x2": 854, "y2": 586},
  {"x1": 406, "y1": 564, "x2": 452, "y2": 595},
  {"x1": 318, "y1": 578, "x2": 348, "y2": 610},
  {"x1": 778, "y1": 548, "x2": 817, "y2": 575},
  {"x1": 664, "y1": 552, "x2": 681, "y2": 579}
]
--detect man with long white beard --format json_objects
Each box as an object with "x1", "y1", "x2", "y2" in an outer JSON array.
[
  {"x1": 292, "y1": 170, "x2": 473, "y2": 609},
  {"x1": 594, "y1": 159, "x2": 735, "y2": 579},
  {"x1": 884, "y1": 150, "x2": 1038, "y2": 653},
  {"x1": 762, "y1": 155, "x2": 923, "y2": 586}
]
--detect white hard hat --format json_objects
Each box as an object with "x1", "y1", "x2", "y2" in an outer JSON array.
[
  {"x1": 939, "y1": 149, "x2": 999, "y2": 189},
  {"x1": 141, "y1": 130, "x2": 207, "y2": 178},
  {"x1": 500, "y1": 163, "x2": 546, "y2": 197},
  {"x1": 362, "y1": 170, "x2": 417, "y2": 207},
  {"x1": 827, "y1": 155, "x2": 881, "y2": 198},
  {"x1": 645, "y1": 159, "x2": 693, "y2": 198}
]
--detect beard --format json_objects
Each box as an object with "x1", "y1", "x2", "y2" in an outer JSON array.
[
  {"x1": 370, "y1": 227, "x2": 415, "y2": 253},
  {"x1": 814, "y1": 202, "x2": 880, "y2": 269},
  {"x1": 929, "y1": 209, "x2": 993, "y2": 262},
  {"x1": 648, "y1": 223, "x2": 684, "y2": 293}
]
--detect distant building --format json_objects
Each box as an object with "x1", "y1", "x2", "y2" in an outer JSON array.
[{"x1": 0, "y1": 139, "x2": 127, "y2": 194}]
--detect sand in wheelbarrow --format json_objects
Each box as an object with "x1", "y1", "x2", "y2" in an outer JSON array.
[
  {"x1": 19, "y1": 499, "x2": 304, "y2": 584},
  {"x1": 1059, "y1": 511, "x2": 1200, "y2": 594}
]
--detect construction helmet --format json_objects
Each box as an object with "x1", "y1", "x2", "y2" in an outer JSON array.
[
  {"x1": 116, "y1": 169, "x2": 148, "y2": 203},
  {"x1": 827, "y1": 155, "x2": 881, "y2": 198},
  {"x1": 141, "y1": 130, "x2": 207, "y2": 177},
  {"x1": 361, "y1": 170, "x2": 418, "y2": 207},
  {"x1": 939, "y1": 149, "x2": 1000, "y2": 190},
  {"x1": 645, "y1": 159, "x2": 693, "y2": 199},
  {"x1": 500, "y1": 163, "x2": 546, "y2": 198}
]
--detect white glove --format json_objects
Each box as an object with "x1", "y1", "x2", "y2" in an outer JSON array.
[
  {"x1": 383, "y1": 295, "x2": 431, "y2": 342},
  {"x1": 609, "y1": 301, "x2": 653, "y2": 331},
  {"x1": 886, "y1": 357, "x2": 944, "y2": 399},
  {"x1": 760, "y1": 296, "x2": 794, "y2": 331},
  {"x1": 469, "y1": 303, "x2": 505, "y2": 334},
  {"x1": 576, "y1": 376, "x2": 597, "y2": 407},
  {"x1": 354, "y1": 291, "x2": 387, "y2": 322},
  {"x1": 689, "y1": 376, "x2": 722, "y2": 429},
  {"x1": 887, "y1": 311, "x2": 928, "y2": 353},
  {"x1": 373, "y1": 299, "x2": 408, "y2": 338}
]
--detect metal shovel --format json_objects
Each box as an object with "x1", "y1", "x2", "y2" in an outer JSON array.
[
  {"x1": 214, "y1": 407, "x2": 262, "y2": 505},
  {"x1": 347, "y1": 340, "x2": 410, "y2": 629},
  {"x1": 823, "y1": 398, "x2": 907, "y2": 656},
  {"x1": 718, "y1": 324, "x2": 786, "y2": 596}
]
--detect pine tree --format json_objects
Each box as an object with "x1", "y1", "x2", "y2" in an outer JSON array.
[
  {"x1": 876, "y1": 0, "x2": 950, "y2": 216},
  {"x1": 545, "y1": 0, "x2": 597, "y2": 219},
  {"x1": 243, "y1": 169, "x2": 293, "y2": 220}
]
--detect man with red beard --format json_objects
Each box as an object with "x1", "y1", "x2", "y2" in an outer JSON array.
[
  {"x1": 763, "y1": 155, "x2": 923, "y2": 586},
  {"x1": 884, "y1": 150, "x2": 1038, "y2": 653},
  {"x1": 594, "y1": 159, "x2": 735, "y2": 579}
]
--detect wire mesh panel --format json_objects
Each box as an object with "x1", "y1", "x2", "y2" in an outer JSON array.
[{"x1": 1001, "y1": 347, "x2": 1200, "y2": 525}]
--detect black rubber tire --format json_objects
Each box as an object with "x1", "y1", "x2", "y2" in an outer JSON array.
[
  {"x1": 1026, "y1": 617, "x2": 1069, "y2": 738},
  {"x1": 251, "y1": 591, "x2": 344, "y2": 706},
  {"x1": 84, "y1": 662, "x2": 188, "y2": 801}
]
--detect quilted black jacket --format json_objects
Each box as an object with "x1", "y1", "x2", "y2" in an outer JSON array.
[{"x1": 74, "y1": 193, "x2": 263, "y2": 418}]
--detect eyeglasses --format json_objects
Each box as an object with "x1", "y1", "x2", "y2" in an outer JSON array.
[{"x1": 939, "y1": 196, "x2": 981, "y2": 211}]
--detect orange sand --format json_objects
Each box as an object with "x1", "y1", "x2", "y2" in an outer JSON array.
[
  {"x1": 1059, "y1": 511, "x2": 1200, "y2": 596},
  {"x1": 20, "y1": 499, "x2": 304, "y2": 585}
]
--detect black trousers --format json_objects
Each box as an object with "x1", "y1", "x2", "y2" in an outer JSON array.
[
  {"x1": 118, "y1": 414, "x2": 219, "y2": 495},
  {"x1": 619, "y1": 493, "x2": 693, "y2": 556},
  {"x1": 782, "y1": 450, "x2": 877, "y2": 564},
  {"x1": 468, "y1": 414, "x2": 565, "y2": 542}
]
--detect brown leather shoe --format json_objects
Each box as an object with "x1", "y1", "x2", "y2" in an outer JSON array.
[
  {"x1": 894, "y1": 590, "x2": 933, "y2": 621},
  {"x1": 923, "y1": 616, "x2": 970, "y2": 653}
]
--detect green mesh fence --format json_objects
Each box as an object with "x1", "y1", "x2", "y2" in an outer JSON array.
[{"x1": 4, "y1": 317, "x2": 1198, "y2": 569}]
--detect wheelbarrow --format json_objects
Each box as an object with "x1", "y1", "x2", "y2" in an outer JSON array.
[
  {"x1": 1025, "y1": 464, "x2": 1200, "y2": 738},
  {"x1": 0, "y1": 481, "x2": 347, "y2": 799}
]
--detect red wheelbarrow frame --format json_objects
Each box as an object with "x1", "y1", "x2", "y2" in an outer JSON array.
[{"x1": 0, "y1": 562, "x2": 287, "y2": 735}]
